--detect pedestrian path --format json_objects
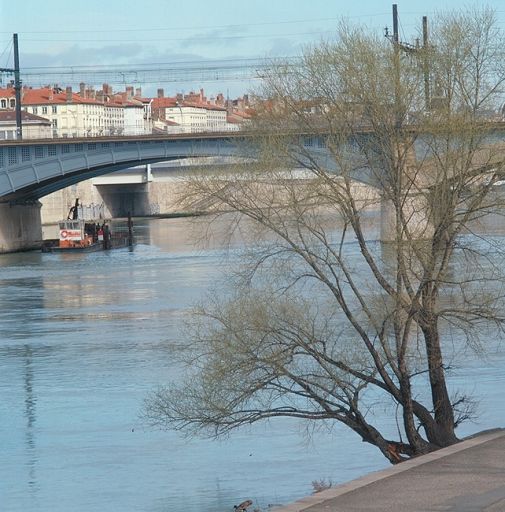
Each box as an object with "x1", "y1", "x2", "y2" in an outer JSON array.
[{"x1": 273, "y1": 429, "x2": 505, "y2": 512}]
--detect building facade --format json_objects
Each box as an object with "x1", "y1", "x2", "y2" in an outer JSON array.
[
  {"x1": 0, "y1": 84, "x2": 149, "y2": 138},
  {"x1": 0, "y1": 84, "x2": 249, "y2": 138},
  {"x1": 0, "y1": 110, "x2": 51, "y2": 140},
  {"x1": 151, "y1": 88, "x2": 248, "y2": 133}
]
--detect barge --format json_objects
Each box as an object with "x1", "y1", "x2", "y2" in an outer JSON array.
[{"x1": 42, "y1": 201, "x2": 134, "y2": 253}]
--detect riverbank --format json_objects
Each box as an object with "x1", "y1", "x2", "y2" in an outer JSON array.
[{"x1": 273, "y1": 429, "x2": 505, "y2": 512}]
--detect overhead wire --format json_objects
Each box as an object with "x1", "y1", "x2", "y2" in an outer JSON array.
[
  {"x1": 0, "y1": 39, "x2": 13, "y2": 69},
  {"x1": 0, "y1": 13, "x2": 392, "y2": 35},
  {"x1": 21, "y1": 29, "x2": 337, "y2": 44},
  {"x1": 22, "y1": 55, "x2": 301, "y2": 71}
]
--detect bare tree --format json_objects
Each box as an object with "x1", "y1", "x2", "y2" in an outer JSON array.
[{"x1": 144, "y1": 9, "x2": 505, "y2": 464}]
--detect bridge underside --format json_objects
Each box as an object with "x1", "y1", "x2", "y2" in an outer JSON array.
[
  {"x1": 0, "y1": 136, "x2": 247, "y2": 203},
  {"x1": 2, "y1": 158, "x2": 180, "y2": 203}
]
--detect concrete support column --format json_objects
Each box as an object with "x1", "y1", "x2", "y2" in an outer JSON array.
[
  {"x1": 0, "y1": 201, "x2": 43, "y2": 253},
  {"x1": 380, "y1": 193, "x2": 434, "y2": 242},
  {"x1": 145, "y1": 164, "x2": 153, "y2": 182}
]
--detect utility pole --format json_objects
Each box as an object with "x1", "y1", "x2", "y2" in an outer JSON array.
[
  {"x1": 386, "y1": 6, "x2": 430, "y2": 113},
  {"x1": 13, "y1": 34, "x2": 22, "y2": 140},
  {"x1": 392, "y1": 4, "x2": 401, "y2": 131},
  {"x1": 0, "y1": 34, "x2": 23, "y2": 140},
  {"x1": 392, "y1": 4, "x2": 399, "y2": 45},
  {"x1": 422, "y1": 16, "x2": 430, "y2": 110}
]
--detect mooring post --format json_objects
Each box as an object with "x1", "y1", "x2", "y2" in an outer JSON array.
[
  {"x1": 103, "y1": 224, "x2": 110, "y2": 250},
  {"x1": 127, "y1": 212, "x2": 133, "y2": 247}
]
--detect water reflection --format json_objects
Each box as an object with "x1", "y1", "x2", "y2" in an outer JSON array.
[{"x1": 23, "y1": 345, "x2": 37, "y2": 489}]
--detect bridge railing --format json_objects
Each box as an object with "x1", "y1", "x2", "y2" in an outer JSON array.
[{"x1": 0, "y1": 123, "x2": 244, "y2": 142}]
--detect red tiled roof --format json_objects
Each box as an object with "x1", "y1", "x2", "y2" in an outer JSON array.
[
  {"x1": 21, "y1": 87, "x2": 101, "y2": 105},
  {"x1": 152, "y1": 97, "x2": 226, "y2": 112},
  {"x1": 151, "y1": 97, "x2": 177, "y2": 108},
  {"x1": 182, "y1": 101, "x2": 226, "y2": 111},
  {"x1": 0, "y1": 89, "x2": 15, "y2": 98},
  {"x1": 227, "y1": 111, "x2": 252, "y2": 123},
  {"x1": 0, "y1": 110, "x2": 51, "y2": 123}
]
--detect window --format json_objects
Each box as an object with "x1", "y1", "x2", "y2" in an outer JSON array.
[
  {"x1": 52, "y1": 106, "x2": 57, "y2": 114},
  {"x1": 22, "y1": 147, "x2": 31, "y2": 162},
  {"x1": 9, "y1": 99, "x2": 15, "y2": 108},
  {"x1": 42, "y1": 106, "x2": 48, "y2": 115},
  {"x1": 8, "y1": 147, "x2": 17, "y2": 164},
  {"x1": 32, "y1": 107, "x2": 38, "y2": 115},
  {"x1": 48, "y1": 146, "x2": 57, "y2": 156},
  {"x1": 35, "y1": 146, "x2": 44, "y2": 159},
  {"x1": 0, "y1": 99, "x2": 6, "y2": 108}
]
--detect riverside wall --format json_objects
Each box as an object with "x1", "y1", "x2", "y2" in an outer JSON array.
[{"x1": 40, "y1": 176, "x2": 380, "y2": 225}]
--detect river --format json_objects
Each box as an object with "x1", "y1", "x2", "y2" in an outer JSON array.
[{"x1": 1, "y1": 216, "x2": 505, "y2": 512}]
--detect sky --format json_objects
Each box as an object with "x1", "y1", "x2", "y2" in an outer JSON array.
[{"x1": 1, "y1": 0, "x2": 505, "y2": 98}]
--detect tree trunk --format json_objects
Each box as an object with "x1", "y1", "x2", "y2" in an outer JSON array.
[{"x1": 422, "y1": 322, "x2": 459, "y2": 446}]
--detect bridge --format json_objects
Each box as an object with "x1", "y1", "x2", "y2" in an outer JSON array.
[
  {"x1": 0, "y1": 133, "x2": 251, "y2": 201},
  {"x1": 0, "y1": 131, "x2": 348, "y2": 252},
  {"x1": 0, "y1": 133, "x2": 255, "y2": 252},
  {"x1": 1, "y1": 130, "x2": 504, "y2": 253}
]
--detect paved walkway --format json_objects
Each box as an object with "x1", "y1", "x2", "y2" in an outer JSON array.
[{"x1": 273, "y1": 429, "x2": 505, "y2": 512}]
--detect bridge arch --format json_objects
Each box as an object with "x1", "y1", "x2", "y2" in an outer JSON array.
[{"x1": 0, "y1": 135, "x2": 243, "y2": 202}]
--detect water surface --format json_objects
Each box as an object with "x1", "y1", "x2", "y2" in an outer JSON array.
[{"x1": 1, "y1": 216, "x2": 504, "y2": 512}]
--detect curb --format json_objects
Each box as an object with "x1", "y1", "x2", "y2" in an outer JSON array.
[{"x1": 271, "y1": 428, "x2": 505, "y2": 512}]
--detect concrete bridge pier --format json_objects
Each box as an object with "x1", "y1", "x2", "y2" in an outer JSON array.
[
  {"x1": 380, "y1": 192, "x2": 434, "y2": 242},
  {"x1": 379, "y1": 142, "x2": 435, "y2": 243},
  {"x1": 0, "y1": 201, "x2": 43, "y2": 253}
]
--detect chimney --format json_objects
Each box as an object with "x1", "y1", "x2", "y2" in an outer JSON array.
[
  {"x1": 48, "y1": 87, "x2": 54, "y2": 101},
  {"x1": 79, "y1": 82, "x2": 86, "y2": 97},
  {"x1": 102, "y1": 83, "x2": 108, "y2": 93},
  {"x1": 157, "y1": 88, "x2": 164, "y2": 98},
  {"x1": 66, "y1": 86, "x2": 73, "y2": 103},
  {"x1": 200, "y1": 88, "x2": 204, "y2": 102},
  {"x1": 135, "y1": 87, "x2": 142, "y2": 97},
  {"x1": 96, "y1": 91, "x2": 104, "y2": 103},
  {"x1": 176, "y1": 93, "x2": 183, "y2": 103},
  {"x1": 126, "y1": 86, "x2": 134, "y2": 99}
]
